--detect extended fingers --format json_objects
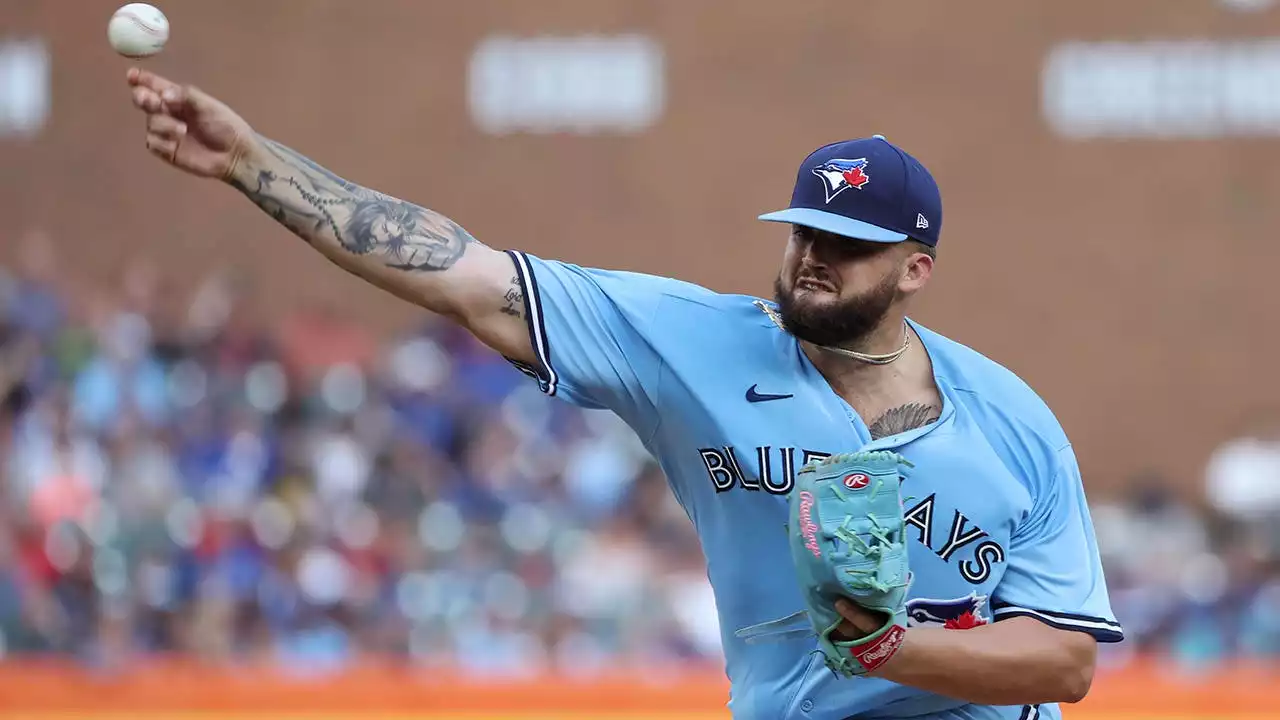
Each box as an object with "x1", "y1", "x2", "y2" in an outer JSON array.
[
  {"x1": 146, "y1": 113, "x2": 187, "y2": 140},
  {"x1": 132, "y1": 85, "x2": 163, "y2": 113},
  {"x1": 143, "y1": 112, "x2": 185, "y2": 163},
  {"x1": 127, "y1": 67, "x2": 180, "y2": 95},
  {"x1": 144, "y1": 134, "x2": 178, "y2": 162},
  {"x1": 128, "y1": 68, "x2": 203, "y2": 118}
]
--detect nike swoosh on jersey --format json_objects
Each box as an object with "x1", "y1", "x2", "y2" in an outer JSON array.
[{"x1": 746, "y1": 384, "x2": 794, "y2": 403}]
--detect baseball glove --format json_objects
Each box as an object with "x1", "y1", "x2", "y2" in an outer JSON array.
[{"x1": 735, "y1": 451, "x2": 914, "y2": 677}]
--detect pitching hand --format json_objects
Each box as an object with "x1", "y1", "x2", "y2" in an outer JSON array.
[{"x1": 126, "y1": 68, "x2": 254, "y2": 180}]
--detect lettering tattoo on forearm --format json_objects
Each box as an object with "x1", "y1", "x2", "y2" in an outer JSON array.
[
  {"x1": 229, "y1": 134, "x2": 479, "y2": 272},
  {"x1": 500, "y1": 276, "x2": 524, "y2": 318},
  {"x1": 869, "y1": 403, "x2": 939, "y2": 440}
]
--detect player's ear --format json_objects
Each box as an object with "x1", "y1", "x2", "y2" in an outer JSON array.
[{"x1": 898, "y1": 247, "x2": 933, "y2": 292}]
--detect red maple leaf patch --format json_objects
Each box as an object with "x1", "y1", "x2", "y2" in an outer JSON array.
[
  {"x1": 842, "y1": 166, "x2": 870, "y2": 189},
  {"x1": 943, "y1": 611, "x2": 988, "y2": 630}
]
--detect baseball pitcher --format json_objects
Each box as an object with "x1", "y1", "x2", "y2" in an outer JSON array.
[{"x1": 125, "y1": 68, "x2": 1123, "y2": 720}]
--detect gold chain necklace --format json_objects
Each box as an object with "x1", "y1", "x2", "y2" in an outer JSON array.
[{"x1": 755, "y1": 300, "x2": 911, "y2": 366}]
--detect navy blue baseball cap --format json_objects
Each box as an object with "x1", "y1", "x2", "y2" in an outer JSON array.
[{"x1": 759, "y1": 135, "x2": 942, "y2": 247}]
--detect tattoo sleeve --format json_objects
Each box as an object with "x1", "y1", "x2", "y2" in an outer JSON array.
[
  {"x1": 228, "y1": 134, "x2": 479, "y2": 272},
  {"x1": 868, "y1": 403, "x2": 939, "y2": 440}
]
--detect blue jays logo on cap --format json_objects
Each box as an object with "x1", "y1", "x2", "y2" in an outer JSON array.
[
  {"x1": 812, "y1": 158, "x2": 871, "y2": 203},
  {"x1": 758, "y1": 135, "x2": 943, "y2": 248}
]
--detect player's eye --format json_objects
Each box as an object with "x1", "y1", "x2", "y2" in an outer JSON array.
[{"x1": 835, "y1": 240, "x2": 889, "y2": 260}]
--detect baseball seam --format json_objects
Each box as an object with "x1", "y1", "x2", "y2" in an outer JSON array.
[{"x1": 120, "y1": 12, "x2": 165, "y2": 37}]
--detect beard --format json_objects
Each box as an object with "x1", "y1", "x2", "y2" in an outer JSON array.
[{"x1": 773, "y1": 271, "x2": 899, "y2": 348}]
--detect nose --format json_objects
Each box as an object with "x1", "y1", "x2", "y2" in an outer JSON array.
[{"x1": 798, "y1": 235, "x2": 830, "y2": 270}]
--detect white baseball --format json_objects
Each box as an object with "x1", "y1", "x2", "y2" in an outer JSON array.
[{"x1": 108, "y1": 3, "x2": 169, "y2": 59}]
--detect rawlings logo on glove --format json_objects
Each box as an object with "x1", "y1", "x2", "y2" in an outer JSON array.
[
  {"x1": 799, "y1": 491, "x2": 822, "y2": 558},
  {"x1": 735, "y1": 451, "x2": 914, "y2": 678},
  {"x1": 852, "y1": 623, "x2": 907, "y2": 672}
]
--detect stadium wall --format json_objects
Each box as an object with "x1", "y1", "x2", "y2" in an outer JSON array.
[{"x1": 3, "y1": 1, "x2": 1280, "y2": 498}]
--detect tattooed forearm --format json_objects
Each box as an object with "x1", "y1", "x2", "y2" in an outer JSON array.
[
  {"x1": 500, "y1": 276, "x2": 524, "y2": 318},
  {"x1": 222, "y1": 134, "x2": 536, "y2": 366},
  {"x1": 868, "y1": 403, "x2": 939, "y2": 440},
  {"x1": 229, "y1": 135, "x2": 478, "y2": 272},
  {"x1": 258, "y1": 136, "x2": 360, "y2": 192}
]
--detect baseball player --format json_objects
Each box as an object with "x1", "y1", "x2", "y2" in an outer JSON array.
[{"x1": 126, "y1": 68, "x2": 1123, "y2": 720}]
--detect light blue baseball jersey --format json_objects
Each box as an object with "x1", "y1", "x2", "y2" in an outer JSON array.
[{"x1": 504, "y1": 251, "x2": 1124, "y2": 720}]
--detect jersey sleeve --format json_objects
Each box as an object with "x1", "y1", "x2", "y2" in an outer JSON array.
[
  {"x1": 504, "y1": 250, "x2": 669, "y2": 433},
  {"x1": 990, "y1": 445, "x2": 1124, "y2": 643}
]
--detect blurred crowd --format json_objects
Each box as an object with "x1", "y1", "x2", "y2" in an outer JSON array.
[
  {"x1": 1092, "y1": 421, "x2": 1280, "y2": 669},
  {"x1": 0, "y1": 230, "x2": 717, "y2": 675},
  {"x1": 0, "y1": 229, "x2": 1276, "y2": 677}
]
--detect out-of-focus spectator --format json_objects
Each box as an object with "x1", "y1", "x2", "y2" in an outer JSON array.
[
  {"x1": 11, "y1": 389, "x2": 107, "y2": 530},
  {"x1": 7, "y1": 230, "x2": 66, "y2": 343},
  {"x1": 71, "y1": 299, "x2": 168, "y2": 433}
]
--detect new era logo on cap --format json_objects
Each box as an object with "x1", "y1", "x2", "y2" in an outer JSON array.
[{"x1": 758, "y1": 135, "x2": 943, "y2": 248}]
